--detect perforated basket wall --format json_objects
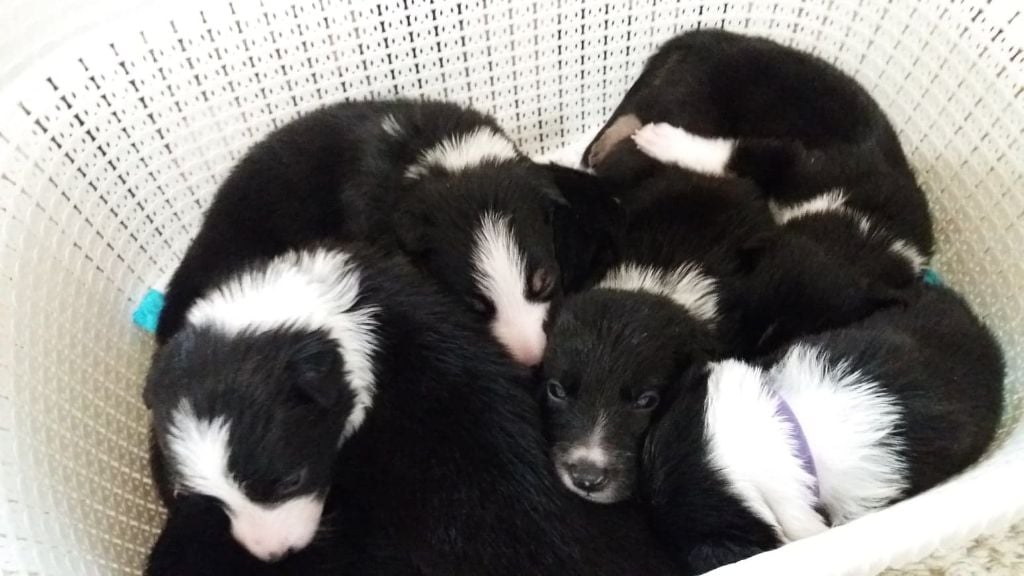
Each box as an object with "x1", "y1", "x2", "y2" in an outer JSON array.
[{"x1": 0, "y1": 1, "x2": 1021, "y2": 574}]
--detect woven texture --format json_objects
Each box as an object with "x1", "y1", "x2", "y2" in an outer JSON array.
[{"x1": 0, "y1": 1, "x2": 1021, "y2": 575}]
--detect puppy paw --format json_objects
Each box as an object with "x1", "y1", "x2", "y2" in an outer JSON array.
[{"x1": 632, "y1": 122, "x2": 734, "y2": 176}]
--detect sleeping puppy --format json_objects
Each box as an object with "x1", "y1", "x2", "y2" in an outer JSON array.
[
  {"x1": 538, "y1": 168, "x2": 775, "y2": 503},
  {"x1": 642, "y1": 283, "x2": 1004, "y2": 574},
  {"x1": 585, "y1": 29, "x2": 933, "y2": 294},
  {"x1": 157, "y1": 99, "x2": 615, "y2": 366},
  {"x1": 146, "y1": 246, "x2": 681, "y2": 575}
]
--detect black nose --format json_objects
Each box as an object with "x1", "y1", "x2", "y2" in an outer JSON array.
[{"x1": 569, "y1": 462, "x2": 608, "y2": 492}]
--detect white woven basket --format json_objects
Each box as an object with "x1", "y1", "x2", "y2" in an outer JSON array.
[{"x1": 0, "y1": 1, "x2": 1021, "y2": 574}]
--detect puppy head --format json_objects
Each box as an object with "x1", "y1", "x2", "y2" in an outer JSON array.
[
  {"x1": 145, "y1": 328, "x2": 349, "y2": 562},
  {"x1": 143, "y1": 249, "x2": 378, "y2": 562},
  {"x1": 395, "y1": 162, "x2": 567, "y2": 366},
  {"x1": 539, "y1": 289, "x2": 717, "y2": 503}
]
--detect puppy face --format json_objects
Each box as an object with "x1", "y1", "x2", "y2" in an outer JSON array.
[
  {"x1": 396, "y1": 164, "x2": 564, "y2": 366},
  {"x1": 145, "y1": 328, "x2": 351, "y2": 562},
  {"x1": 539, "y1": 290, "x2": 716, "y2": 503}
]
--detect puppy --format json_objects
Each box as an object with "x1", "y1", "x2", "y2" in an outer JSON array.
[
  {"x1": 586, "y1": 29, "x2": 933, "y2": 293},
  {"x1": 643, "y1": 284, "x2": 1004, "y2": 574},
  {"x1": 145, "y1": 247, "x2": 386, "y2": 561},
  {"x1": 157, "y1": 99, "x2": 614, "y2": 366},
  {"x1": 146, "y1": 246, "x2": 681, "y2": 575},
  {"x1": 538, "y1": 167, "x2": 775, "y2": 503}
]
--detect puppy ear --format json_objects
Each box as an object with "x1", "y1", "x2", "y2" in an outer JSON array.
[
  {"x1": 287, "y1": 337, "x2": 343, "y2": 408},
  {"x1": 543, "y1": 164, "x2": 625, "y2": 292},
  {"x1": 144, "y1": 330, "x2": 197, "y2": 409}
]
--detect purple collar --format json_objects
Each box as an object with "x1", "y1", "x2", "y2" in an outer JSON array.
[{"x1": 769, "y1": 389, "x2": 821, "y2": 501}]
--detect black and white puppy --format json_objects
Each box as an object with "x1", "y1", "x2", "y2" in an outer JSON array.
[
  {"x1": 643, "y1": 284, "x2": 1004, "y2": 574},
  {"x1": 146, "y1": 246, "x2": 681, "y2": 575},
  {"x1": 145, "y1": 248, "x2": 384, "y2": 561},
  {"x1": 157, "y1": 99, "x2": 612, "y2": 366},
  {"x1": 585, "y1": 29, "x2": 934, "y2": 293},
  {"x1": 539, "y1": 168, "x2": 774, "y2": 503}
]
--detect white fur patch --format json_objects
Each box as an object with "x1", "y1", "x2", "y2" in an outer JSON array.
[
  {"x1": 471, "y1": 212, "x2": 549, "y2": 366},
  {"x1": 405, "y1": 126, "x2": 519, "y2": 178},
  {"x1": 769, "y1": 189, "x2": 850, "y2": 225},
  {"x1": 771, "y1": 191, "x2": 928, "y2": 273},
  {"x1": 558, "y1": 412, "x2": 620, "y2": 503},
  {"x1": 704, "y1": 361, "x2": 829, "y2": 542},
  {"x1": 599, "y1": 262, "x2": 719, "y2": 324},
  {"x1": 770, "y1": 344, "x2": 907, "y2": 525},
  {"x1": 888, "y1": 238, "x2": 927, "y2": 273},
  {"x1": 167, "y1": 401, "x2": 325, "y2": 561},
  {"x1": 632, "y1": 122, "x2": 735, "y2": 176},
  {"x1": 186, "y1": 249, "x2": 379, "y2": 440},
  {"x1": 381, "y1": 113, "x2": 402, "y2": 137}
]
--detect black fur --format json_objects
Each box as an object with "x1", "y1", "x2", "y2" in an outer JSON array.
[
  {"x1": 147, "y1": 248, "x2": 681, "y2": 575},
  {"x1": 584, "y1": 29, "x2": 933, "y2": 265},
  {"x1": 156, "y1": 99, "x2": 612, "y2": 361},
  {"x1": 642, "y1": 284, "x2": 1004, "y2": 574},
  {"x1": 582, "y1": 29, "x2": 934, "y2": 353},
  {"x1": 538, "y1": 168, "x2": 773, "y2": 502}
]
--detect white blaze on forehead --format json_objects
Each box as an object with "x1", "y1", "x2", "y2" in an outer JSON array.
[
  {"x1": 166, "y1": 401, "x2": 325, "y2": 561},
  {"x1": 405, "y1": 126, "x2": 519, "y2": 178},
  {"x1": 186, "y1": 249, "x2": 379, "y2": 440},
  {"x1": 472, "y1": 212, "x2": 549, "y2": 366},
  {"x1": 600, "y1": 262, "x2": 719, "y2": 324}
]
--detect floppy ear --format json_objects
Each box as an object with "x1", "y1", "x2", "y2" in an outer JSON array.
[
  {"x1": 543, "y1": 164, "x2": 625, "y2": 292},
  {"x1": 286, "y1": 337, "x2": 343, "y2": 408},
  {"x1": 144, "y1": 330, "x2": 198, "y2": 409}
]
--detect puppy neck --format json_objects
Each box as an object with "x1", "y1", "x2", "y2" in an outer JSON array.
[{"x1": 599, "y1": 262, "x2": 719, "y2": 324}]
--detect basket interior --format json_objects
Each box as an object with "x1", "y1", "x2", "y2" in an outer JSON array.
[{"x1": 0, "y1": 1, "x2": 1021, "y2": 574}]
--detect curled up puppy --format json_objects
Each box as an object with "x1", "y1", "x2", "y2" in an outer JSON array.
[
  {"x1": 590, "y1": 29, "x2": 936, "y2": 353},
  {"x1": 157, "y1": 98, "x2": 615, "y2": 367},
  {"x1": 642, "y1": 284, "x2": 1004, "y2": 574},
  {"x1": 587, "y1": 29, "x2": 934, "y2": 288}
]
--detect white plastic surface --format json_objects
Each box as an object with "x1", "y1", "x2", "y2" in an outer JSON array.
[{"x1": 0, "y1": 1, "x2": 1021, "y2": 574}]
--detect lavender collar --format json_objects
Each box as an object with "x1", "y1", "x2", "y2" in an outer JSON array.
[{"x1": 768, "y1": 389, "x2": 821, "y2": 501}]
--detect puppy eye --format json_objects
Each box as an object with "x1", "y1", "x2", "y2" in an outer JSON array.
[
  {"x1": 528, "y1": 268, "x2": 556, "y2": 301},
  {"x1": 467, "y1": 294, "x2": 495, "y2": 317},
  {"x1": 633, "y1": 391, "x2": 660, "y2": 411},
  {"x1": 278, "y1": 469, "x2": 307, "y2": 495},
  {"x1": 547, "y1": 380, "x2": 567, "y2": 401}
]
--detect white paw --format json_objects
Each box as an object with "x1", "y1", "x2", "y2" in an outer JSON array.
[{"x1": 632, "y1": 122, "x2": 734, "y2": 176}]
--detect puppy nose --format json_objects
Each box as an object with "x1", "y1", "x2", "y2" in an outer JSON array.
[{"x1": 569, "y1": 462, "x2": 608, "y2": 492}]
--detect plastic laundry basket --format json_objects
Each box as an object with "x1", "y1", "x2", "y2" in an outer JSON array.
[{"x1": 0, "y1": 1, "x2": 1021, "y2": 574}]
